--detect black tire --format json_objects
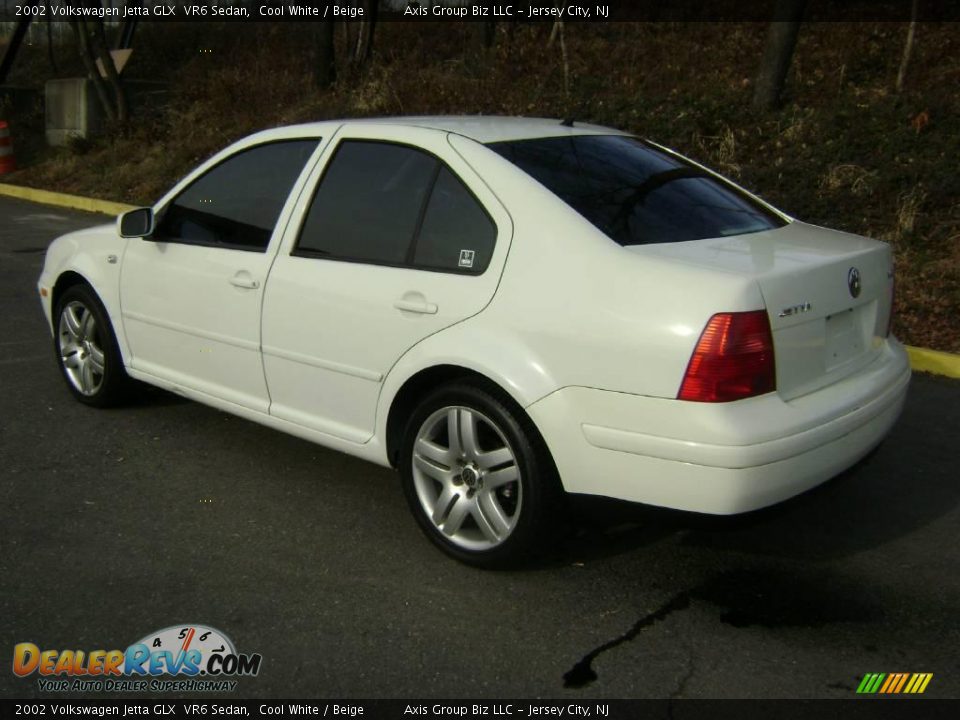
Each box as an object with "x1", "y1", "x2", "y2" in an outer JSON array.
[
  {"x1": 53, "y1": 284, "x2": 132, "y2": 407},
  {"x1": 399, "y1": 381, "x2": 566, "y2": 568}
]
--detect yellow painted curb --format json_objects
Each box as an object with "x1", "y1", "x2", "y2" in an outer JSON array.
[
  {"x1": 906, "y1": 346, "x2": 960, "y2": 379},
  {"x1": 0, "y1": 182, "x2": 136, "y2": 216}
]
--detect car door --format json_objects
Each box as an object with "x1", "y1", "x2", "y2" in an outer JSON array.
[
  {"x1": 119, "y1": 137, "x2": 321, "y2": 412},
  {"x1": 261, "y1": 124, "x2": 513, "y2": 443}
]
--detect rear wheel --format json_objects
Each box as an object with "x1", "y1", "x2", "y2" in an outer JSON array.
[
  {"x1": 399, "y1": 382, "x2": 564, "y2": 567},
  {"x1": 54, "y1": 284, "x2": 131, "y2": 407}
]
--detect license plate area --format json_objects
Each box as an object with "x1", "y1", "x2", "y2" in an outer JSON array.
[{"x1": 825, "y1": 306, "x2": 866, "y2": 370}]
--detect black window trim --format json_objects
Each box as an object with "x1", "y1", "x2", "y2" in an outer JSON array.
[
  {"x1": 151, "y1": 137, "x2": 322, "y2": 254},
  {"x1": 290, "y1": 138, "x2": 498, "y2": 277}
]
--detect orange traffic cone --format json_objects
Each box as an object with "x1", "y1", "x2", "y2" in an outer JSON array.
[{"x1": 0, "y1": 121, "x2": 17, "y2": 175}]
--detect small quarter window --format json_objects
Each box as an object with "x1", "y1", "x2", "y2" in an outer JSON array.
[{"x1": 412, "y1": 167, "x2": 496, "y2": 274}]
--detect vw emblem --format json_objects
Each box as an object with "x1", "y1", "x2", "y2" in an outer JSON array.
[{"x1": 847, "y1": 267, "x2": 862, "y2": 298}]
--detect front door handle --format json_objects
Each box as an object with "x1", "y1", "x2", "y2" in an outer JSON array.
[
  {"x1": 230, "y1": 272, "x2": 260, "y2": 290},
  {"x1": 394, "y1": 297, "x2": 438, "y2": 315}
]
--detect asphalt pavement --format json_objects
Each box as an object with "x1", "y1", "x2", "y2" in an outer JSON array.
[{"x1": 1, "y1": 195, "x2": 959, "y2": 699}]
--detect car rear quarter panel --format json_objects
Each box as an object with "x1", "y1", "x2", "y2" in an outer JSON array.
[{"x1": 446, "y1": 134, "x2": 768, "y2": 402}]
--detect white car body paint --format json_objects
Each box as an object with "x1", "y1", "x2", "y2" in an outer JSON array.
[{"x1": 38, "y1": 116, "x2": 910, "y2": 515}]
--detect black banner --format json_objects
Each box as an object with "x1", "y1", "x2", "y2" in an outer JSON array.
[
  {"x1": 0, "y1": 0, "x2": 959, "y2": 24},
  {"x1": 2, "y1": 700, "x2": 960, "y2": 719}
]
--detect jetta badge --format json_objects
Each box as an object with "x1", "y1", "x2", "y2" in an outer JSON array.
[
  {"x1": 848, "y1": 267, "x2": 862, "y2": 298},
  {"x1": 779, "y1": 302, "x2": 812, "y2": 318}
]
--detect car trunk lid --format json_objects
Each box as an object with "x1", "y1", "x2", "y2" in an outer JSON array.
[{"x1": 628, "y1": 221, "x2": 895, "y2": 400}]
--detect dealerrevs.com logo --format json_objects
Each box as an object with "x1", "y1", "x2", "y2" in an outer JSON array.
[{"x1": 13, "y1": 624, "x2": 262, "y2": 692}]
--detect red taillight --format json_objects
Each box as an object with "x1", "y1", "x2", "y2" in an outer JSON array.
[{"x1": 678, "y1": 311, "x2": 776, "y2": 402}]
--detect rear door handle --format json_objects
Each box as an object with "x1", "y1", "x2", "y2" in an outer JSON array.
[
  {"x1": 394, "y1": 298, "x2": 438, "y2": 315},
  {"x1": 230, "y1": 272, "x2": 260, "y2": 290}
]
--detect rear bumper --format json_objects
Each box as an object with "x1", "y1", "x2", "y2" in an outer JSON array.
[{"x1": 527, "y1": 340, "x2": 910, "y2": 514}]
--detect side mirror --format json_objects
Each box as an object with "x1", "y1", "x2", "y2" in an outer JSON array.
[{"x1": 117, "y1": 207, "x2": 155, "y2": 238}]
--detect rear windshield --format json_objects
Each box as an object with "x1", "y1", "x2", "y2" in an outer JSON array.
[{"x1": 488, "y1": 135, "x2": 786, "y2": 246}]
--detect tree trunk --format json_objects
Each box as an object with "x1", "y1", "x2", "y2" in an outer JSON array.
[
  {"x1": 483, "y1": 21, "x2": 497, "y2": 50},
  {"x1": 47, "y1": 20, "x2": 58, "y2": 72},
  {"x1": 752, "y1": 0, "x2": 807, "y2": 111},
  {"x1": 92, "y1": 19, "x2": 128, "y2": 124},
  {"x1": 0, "y1": 20, "x2": 31, "y2": 85},
  {"x1": 353, "y1": 22, "x2": 366, "y2": 64},
  {"x1": 315, "y1": 21, "x2": 336, "y2": 89},
  {"x1": 896, "y1": 0, "x2": 919, "y2": 92},
  {"x1": 362, "y1": 2, "x2": 378, "y2": 64},
  {"x1": 71, "y1": 21, "x2": 117, "y2": 123}
]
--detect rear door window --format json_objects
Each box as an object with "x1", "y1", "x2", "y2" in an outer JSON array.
[
  {"x1": 296, "y1": 141, "x2": 437, "y2": 265},
  {"x1": 295, "y1": 140, "x2": 496, "y2": 274}
]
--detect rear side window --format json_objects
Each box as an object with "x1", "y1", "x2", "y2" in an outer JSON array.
[
  {"x1": 413, "y1": 167, "x2": 496, "y2": 272},
  {"x1": 489, "y1": 135, "x2": 785, "y2": 246},
  {"x1": 157, "y1": 140, "x2": 318, "y2": 251},
  {"x1": 296, "y1": 140, "x2": 496, "y2": 273}
]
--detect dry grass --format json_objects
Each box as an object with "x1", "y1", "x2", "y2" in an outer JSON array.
[{"x1": 819, "y1": 164, "x2": 878, "y2": 197}]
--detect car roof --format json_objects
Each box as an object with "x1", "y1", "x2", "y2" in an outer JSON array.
[{"x1": 259, "y1": 116, "x2": 628, "y2": 144}]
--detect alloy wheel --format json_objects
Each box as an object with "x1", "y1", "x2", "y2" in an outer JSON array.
[
  {"x1": 58, "y1": 300, "x2": 105, "y2": 396},
  {"x1": 411, "y1": 405, "x2": 523, "y2": 551}
]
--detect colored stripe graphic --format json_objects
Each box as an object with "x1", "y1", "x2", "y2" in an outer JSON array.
[{"x1": 857, "y1": 672, "x2": 932, "y2": 694}]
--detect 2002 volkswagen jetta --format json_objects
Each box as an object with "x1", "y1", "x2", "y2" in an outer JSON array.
[{"x1": 38, "y1": 116, "x2": 910, "y2": 566}]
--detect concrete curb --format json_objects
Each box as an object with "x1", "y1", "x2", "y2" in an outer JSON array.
[
  {"x1": 906, "y1": 346, "x2": 960, "y2": 380},
  {"x1": 3, "y1": 181, "x2": 959, "y2": 380},
  {"x1": 0, "y1": 182, "x2": 136, "y2": 216}
]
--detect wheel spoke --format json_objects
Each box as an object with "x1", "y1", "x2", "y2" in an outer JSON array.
[
  {"x1": 431, "y1": 486, "x2": 455, "y2": 525},
  {"x1": 415, "y1": 437, "x2": 452, "y2": 467},
  {"x1": 88, "y1": 345, "x2": 105, "y2": 374},
  {"x1": 484, "y1": 464, "x2": 519, "y2": 490},
  {"x1": 446, "y1": 408, "x2": 462, "y2": 456},
  {"x1": 80, "y1": 360, "x2": 95, "y2": 393},
  {"x1": 458, "y1": 409, "x2": 482, "y2": 458},
  {"x1": 477, "y1": 491, "x2": 510, "y2": 538},
  {"x1": 414, "y1": 453, "x2": 449, "y2": 483},
  {"x1": 477, "y1": 446, "x2": 513, "y2": 470},
  {"x1": 81, "y1": 311, "x2": 97, "y2": 340},
  {"x1": 442, "y1": 494, "x2": 470, "y2": 536},
  {"x1": 63, "y1": 305, "x2": 83, "y2": 339}
]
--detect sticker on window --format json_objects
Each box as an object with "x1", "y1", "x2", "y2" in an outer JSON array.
[{"x1": 458, "y1": 249, "x2": 475, "y2": 268}]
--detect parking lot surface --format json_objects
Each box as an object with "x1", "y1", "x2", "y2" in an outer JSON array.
[{"x1": 2, "y1": 195, "x2": 958, "y2": 699}]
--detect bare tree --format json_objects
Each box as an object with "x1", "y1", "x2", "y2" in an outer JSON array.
[
  {"x1": 354, "y1": 0, "x2": 379, "y2": 66},
  {"x1": 752, "y1": 0, "x2": 807, "y2": 110},
  {"x1": 70, "y1": 21, "x2": 119, "y2": 123},
  {"x1": 91, "y1": 19, "x2": 128, "y2": 123},
  {"x1": 896, "y1": 0, "x2": 919, "y2": 92},
  {"x1": 315, "y1": 20, "x2": 336, "y2": 89}
]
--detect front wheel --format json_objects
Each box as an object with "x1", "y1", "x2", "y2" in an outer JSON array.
[
  {"x1": 54, "y1": 284, "x2": 132, "y2": 407},
  {"x1": 399, "y1": 382, "x2": 564, "y2": 568}
]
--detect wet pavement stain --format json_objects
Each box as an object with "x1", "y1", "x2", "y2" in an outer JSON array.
[
  {"x1": 563, "y1": 567, "x2": 880, "y2": 689},
  {"x1": 562, "y1": 592, "x2": 691, "y2": 688}
]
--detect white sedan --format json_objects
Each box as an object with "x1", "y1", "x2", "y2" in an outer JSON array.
[{"x1": 37, "y1": 116, "x2": 910, "y2": 566}]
